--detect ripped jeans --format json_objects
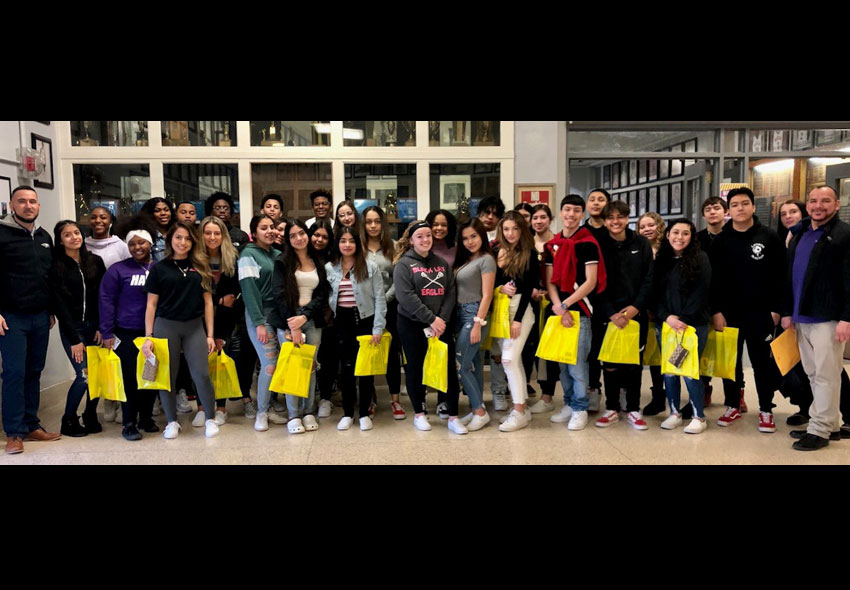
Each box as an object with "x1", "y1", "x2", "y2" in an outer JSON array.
[
  {"x1": 455, "y1": 302, "x2": 489, "y2": 411},
  {"x1": 245, "y1": 311, "x2": 280, "y2": 415}
]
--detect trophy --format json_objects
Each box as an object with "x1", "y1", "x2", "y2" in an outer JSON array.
[
  {"x1": 269, "y1": 121, "x2": 277, "y2": 141},
  {"x1": 452, "y1": 121, "x2": 468, "y2": 146},
  {"x1": 79, "y1": 121, "x2": 98, "y2": 146},
  {"x1": 475, "y1": 120, "x2": 495, "y2": 146},
  {"x1": 385, "y1": 191, "x2": 400, "y2": 222},
  {"x1": 219, "y1": 121, "x2": 231, "y2": 147},
  {"x1": 402, "y1": 121, "x2": 416, "y2": 146},
  {"x1": 378, "y1": 121, "x2": 388, "y2": 146},
  {"x1": 429, "y1": 121, "x2": 441, "y2": 146},
  {"x1": 386, "y1": 121, "x2": 397, "y2": 146},
  {"x1": 135, "y1": 121, "x2": 148, "y2": 146},
  {"x1": 457, "y1": 191, "x2": 470, "y2": 220},
  {"x1": 108, "y1": 121, "x2": 119, "y2": 146}
]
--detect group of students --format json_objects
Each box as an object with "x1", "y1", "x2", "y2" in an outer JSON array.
[{"x1": 2, "y1": 181, "x2": 849, "y2": 454}]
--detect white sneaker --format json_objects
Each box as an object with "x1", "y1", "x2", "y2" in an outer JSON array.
[
  {"x1": 214, "y1": 410, "x2": 227, "y2": 425},
  {"x1": 661, "y1": 413, "x2": 683, "y2": 430},
  {"x1": 499, "y1": 409, "x2": 529, "y2": 432},
  {"x1": 627, "y1": 411, "x2": 649, "y2": 431},
  {"x1": 103, "y1": 399, "x2": 117, "y2": 422},
  {"x1": 414, "y1": 415, "x2": 432, "y2": 431},
  {"x1": 448, "y1": 418, "x2": 469, "y2": 435},
  {"x1": 268, "y1": 412, "x2": 288, "y2": 424},
  {"x1": 359, "y1": 416, "x2": 373, "y2": 431},
  {"x1": 529, "y1": 399, "x2": 555, "y2": 414},
  {"x1": 288, "y1": 418, "x2": 305, "y2": 434},
  {"x1": 467, "y1": 413, "x2": 491, "y2": 431},
  {"x1": 272, "y1": 398, "x2": 286, "y2": 413},
  {"x1": 303, "y1": 415, "x2": 319, "y2": 431},
  {"x1": 176, "y1": 389, "x2": 192, "y2": 413},
  {"x1": 205, "y1": 419, "x2": 220, "y2": 438},
  {"x1": 191, "y1": 411, "x2": 205, "y2": 427},
  {"x1": 567, "y1": 410, "x2": 588, "y2": 431},
  {"x1": 254, "y1": 413, "x2": 269, "y2": 432},
  {"x1": 550, "y1": 405, "x2": 573, "y2": 423},
  {"x1": 152, "y1": 397, "x2": 162, "y2": 416},
  {"x1": 317, "y1": 399, "x2": 333, "y2": 418},
  {"x1": 684, "y1": 418, "x2": 707, "y2": 434},
  {"x1": 459, "y1": 412, "x2": 475, "y2": 426},
  {"x1": 493, "y1": 392, "x2": 508, "y2": 412},
  {"x1": 163, "y1": 421, "x2": 181, "y2": 439},
  {"x1": 337, "y1": 416, "x2": 353, "y2": 431}
]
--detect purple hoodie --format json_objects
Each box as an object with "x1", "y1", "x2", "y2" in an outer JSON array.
[{"x1": 99, "y1": 257, "x2": 156, "y2": 339}]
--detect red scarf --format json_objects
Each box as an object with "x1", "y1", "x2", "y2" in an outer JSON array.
[{"x1": 545, "y1": 227, "x2": 607, "y2": 316}]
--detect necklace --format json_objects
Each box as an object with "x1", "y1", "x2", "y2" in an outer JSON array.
[
  {"x1": 137, "y1": 259, "x2": 152, "y2": 275},
  {"x1": 174, "y1": 259, "x2": 188, "y2": 278}
]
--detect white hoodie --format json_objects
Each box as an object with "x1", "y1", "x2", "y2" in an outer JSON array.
[{"x1": 85, "y1": 235, "x2": 131, "y2": 269}]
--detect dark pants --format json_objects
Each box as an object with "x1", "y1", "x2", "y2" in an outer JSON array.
[
  {"x1": 113, "y1": 327, "x2": 157, "y2": 427},
  {"x1": 0, "y1": 311, "x2": 49, "y2": 437},
  {"x1": 336, "y1": 307, "x2": 375, "y2": 418},
  {"x1": 649, "y1": 365, "x2": 665, "y2": 403},
  {"x1": 722, "y1": 314, "x2": 782, "y2": 413},
  {"x1": 384, "y1": 299, "x2": 402, "y2": 396},
  {"x1": 58, "y1": 320, "x2": 101, "y2": 419},
  {"x1": 318, "y1": 323, "x2": 338, "y2": 401},
  {"x1": 601, "y1": 318, "x2": 648, "y2": 413},
  {"x1": 397, "y1": 313, "x2": 459, "y2": 416},
  {"x1": 588, "y1": 316, "x2": 605, "y2": 392},
  {"x1": 537, "y1": 302, "x2": 559, "y2": 396},
  {"x1": 228, "y1": 319, "x2": 257, "y2": 402}
]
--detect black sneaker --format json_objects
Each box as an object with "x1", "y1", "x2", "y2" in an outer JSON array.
[
  {"x1": 436, "y1": 402, "x2": 449, "y2": 420},
  {"x1": 786, "y1": 412, "x2": 810, "y2": 426},
  {"x1": 122, "y1": 425, "x2": 142, "y2": 441},
  {"x1": 642, "y1": 400, "x2": 667, "y2": 417},
  {"x1": 138, "y1": 420, "x2": 160, "y2": 433},
  {"x1": 792, "y1": 433, "x2": 829, "y2": 451},
  {"x1": 680, "y1": 404, "x2": 694, "y2": 420},
  {"x1": 841, "y1": 425, "x2": 850, "y2": 439},
  {"x1": 790, "y1": 429, "x2": 840, "y2": 441},
  {"x1": 60, "y1": 416, "x2": 88, "y2": 438},
  {"x1": 81, "y1": 412, "x2": 102, "y2": 434}
]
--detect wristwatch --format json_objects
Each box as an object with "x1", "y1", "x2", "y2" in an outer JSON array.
[{"x1": 474, "y1": 317, "x2": 488, "y2": 326}]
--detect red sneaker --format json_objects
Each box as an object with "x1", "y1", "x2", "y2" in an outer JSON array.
[
  {"x1": 594, "y1": 410, "x2": 620, "y2": 428},
  {"x1": 391, "y1": 401, "x2": 406, "y2": 420},
  {"x1": 739, "y1": 388, "x2": 748, "y2": 413},
  {"x1": 717, "y1": 407, "x2": 743, "y2": 427},
  {"x1": 369, "y1": 402, "x2": 376, "y2": 418},
  {"x1": 758, "y1": 412, "x2": 776, "y2": 433}
]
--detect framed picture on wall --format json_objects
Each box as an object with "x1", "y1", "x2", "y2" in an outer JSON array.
[
  {"x1": 602, "y1": 165, "x2": 611, "y2": 189},
  {"x1": 659, "y1": 158, "x2": 670, "y2": 179},
  {"x1": 648, "y1": 186, "x2": 658, "y2": 212},
  {"x1": 638, "y1": 189, "x2": 647, "y2": 216},
  {"x1": 516, "y1": 184, "x2": 554, "y2": 206},
  {"x1": 648, "y1": 159, "x2": 658, "y2": 182},
  {"x1": 659, "y1": 184, "x2": 669, "y2": 214},
  {"x1": 31, "y1": 133, "x2": 54, "y2": 190},
  {"x1": 816, "y1": 129, "x2": 842, "y2": 146},
  {"x1": 670, "y1": 182, "x2": 683, "y2": 214},
  {"x1": 638, "y1": 160, "x2": 647, "y2": 184},
  {"x1": 612, "y1": 162, "x2": 620, "y2": 189},
  {"x1": 439, "y1": 175, "x2": 471, "y2": 211},
  {"x1": 792, "y1": 130, "x2": 813, "y2": 150},
  {"x1": 770, "y1": 130, "x2": 787, "y2": 152},
  {"x1": 670, "y1": 157, "x2": 683, "y2": 177},
  {"x1": 0, "y1": 175, "x2": 11, "y2": 217},
  {"x1": 628, "y1": 192, "x2": 637, "y2": 218},
  {"x1": 751, "y1": 130, "x2": 766, "y2": 152},
  {"x1": 620, "y1": 161, "x2": 628, "y2": 187},
  {"x1": 629, "y1": 160, "x2": 637, "y2": 186}
]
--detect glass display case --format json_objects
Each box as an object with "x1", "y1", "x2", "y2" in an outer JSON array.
[
  {"x1": 429, "y1": 163, "x2": 501, "y2": 219},
  {"x1": 164, "y1": 163, "x2": 240, "y2": 226},
  {"x1": 427, "y1": 121, "x2": 500, "y2": 146},
  {"x1": 71, "y1": 121, "x2": 149, "y2": 146},
  {"x1": 343, "y1": 121, "x2": 416, "y2": 147},
  {"x1": 251, "y1": 163, "x2": 333, "y2": 219},
  {"x1": 161, "y1": 121, "x2": 237, "y2": 146},
  {"x1": 344, "y1": 163, "x2": 417, "y2": 238},
  {"x1": 249, "y1": 121, "x2": 330, "y2": 146},
  {"x1": 72, "y1": 164, "x2": 151, "y2": 229}
]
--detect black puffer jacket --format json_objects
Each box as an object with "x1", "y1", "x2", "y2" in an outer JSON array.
[
  {"x1": 0, "y1": 214, "x2": 54, "y2": 315},
  {"x1": 50, "y1": 251, "x2": 106, "y2": 345}
]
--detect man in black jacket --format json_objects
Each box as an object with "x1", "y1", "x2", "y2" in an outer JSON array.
[
  {"x1": 781, "y1": 186, "x2": 850, "y2": 451},
  {"x1": 0, "y1": 186, "x2": 61, "y2": 454},
  {"x1": 710, "y1": 188, "x2": 786, "y2": 433}
]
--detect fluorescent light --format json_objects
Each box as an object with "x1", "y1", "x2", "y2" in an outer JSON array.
[
  {"x1": 343, "y1": 128, "x2": 364, "y2": 140},
  {"x1": 312, "y1": 123, "x2": 331, "y2": 135},
  {"x1": 753, "y1": 159, "x2": 795, "y2": 172},
  {"x1": 810, "y1": 157, "x2": 849, "y2": 165}
]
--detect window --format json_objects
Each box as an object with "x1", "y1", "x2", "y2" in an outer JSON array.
[
  {"x1": 72, "y1": 164, "x2": 151, "y2": 228},
  {"x1": 427, "y1": 121, "x2": 500, "y2": 146},
  {"x1": 249, "y1": 121, "x2": 330, "y2": 146},
  {"x1": 344, "y1": 163, "x2": 417, "y2": 238},
  {"x1": 251, "y1": 163, "x2": 333, "y2": 219},
  {"x1": 429, "y1": 163, "x2": 501, "y2": 217},
  {"x1": 163, "y1": 163, "x2": 240, "y2": 225},
  {"x1": 71, "y1": 121, "x2": 148, "y2": 146},
  {"x1": 343, "y1": 121, "x2": 416, "y2": 146},
  {"x1": 161, "y1": 121, "x2": 236, "y2": 146}
]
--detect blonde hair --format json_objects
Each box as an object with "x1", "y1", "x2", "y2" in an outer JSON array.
[
  {"x1": 496, "y1": 211, "x2": 534, "y2": 279},
  {"x1": 199, "y1": 216, "x2": 238, "y2": 277},
  {"x1": 638, "y1": 212, "x2": 666, "y2": 251},
  {"x1": 393, "y1": 219, "x2": 428, "y2": 264}
]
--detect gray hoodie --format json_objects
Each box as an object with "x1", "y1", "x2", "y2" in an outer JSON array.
[
  {"x1": 393, "y1": 249, "x2": 455, "y2": 325},
  {"x1": 85, "y1": 235, "x2": 130, "y2": 269}
]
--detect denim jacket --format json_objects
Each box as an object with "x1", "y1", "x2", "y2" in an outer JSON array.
[{"x1": 325, "y1": 259, "x2": 387, "y2": 335}]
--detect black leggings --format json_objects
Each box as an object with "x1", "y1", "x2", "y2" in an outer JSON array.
[
  {"x1": 336, "y1": 307, "x2": 375, "y2": 418},
  {"x1": 397, "y1": 313, "x2": 459, "y2": 416},
  {"x1": 114, "y1": 327, "x2": 157, "y2": 427}
]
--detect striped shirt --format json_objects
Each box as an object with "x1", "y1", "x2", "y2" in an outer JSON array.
[{"x1": 338, "y1": 274, "x2": 356, "y2": 308}]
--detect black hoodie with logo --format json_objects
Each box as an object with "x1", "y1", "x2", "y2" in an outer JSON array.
[
  {"x1": 393, "y1": 249, "x2": 456, "y2": 325},
  {"x1": 0, "y1": 214, "x2": 54, "y2": 315}
]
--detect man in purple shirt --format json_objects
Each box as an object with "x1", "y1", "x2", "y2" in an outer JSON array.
[{"x1": 781, "y1": 186, "x2": 850, "y2": 451}]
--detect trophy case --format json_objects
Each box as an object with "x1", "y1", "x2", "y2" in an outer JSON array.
[
  {"x1": 249, "y1": 121, "x2": 330, "y2": 146},
  {"x1": 72, "y1": 121, "x2": 149, "y2": 146},
  {"x1": 343, "y1": 121, "x2": 415, "y2": 147},
  {"x1": 428, "y1": 121, "x2": 500, "y2": 146},
  {"x1": 161, "y1": 121, "x2": 237, "y2": 147},
  {"x1": 344, "y1": 163, "x2": 417, "y2": 239}
]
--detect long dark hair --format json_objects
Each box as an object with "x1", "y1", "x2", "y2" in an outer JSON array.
[
  {"x1": 140, "y1": 197, "x2": 175, "y2": 232},
  {"x1": 279, "y1": 218, "x2": 327, "y2": 310},
  {"x1": 309, "y1": 217, "x2": 335, "y2": 264},
  {"x1": 778, "y1": 199, "x2": 807, "y2": 243},
  {"x1": 360, "y1": 205, "x2": 394, "y2": 259},
  {"x1": 334, "y1": 226, "x2": 368, "y2": 283},
  {"x1": 425, "y1": 209, "x2": 457, "y2": 248},
  {"x1": 652, "y1": 217, "x2": 703, "y2": 294},
  {"x1": 53, "y1": 220, "x2": 101, "y2": 280},
  {"x1": 333, "y1": 199, "x2": 360, "y2": 236},
  {"x1": 454, "y1": 217, "x2": 493, "y2": 271}
]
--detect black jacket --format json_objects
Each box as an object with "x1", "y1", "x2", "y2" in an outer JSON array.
[
  {"x1": 267, "y1": 258, "x2": 330, "y2": 331},
  {"x1": 651, "y1": 251, "x2": 712, "y2": 327},
  {"x1": 212, "y1": 271, "x2": 241, "y2": 340},
  {"x1": 783, "y1": 214, "x2": 850, "y2": 322},
  {"x1": 50, "y1": 251, "x2": 106, "y2": 345},
  {"x1": 0, "y1": 214, "x2": 54, "y2": 315},
  {"x1": 596, "y1": 229, "x2": 654, "y2": 320},
  {"x1": 709, "y1": 218, "x2": 785, "y2": 320}
]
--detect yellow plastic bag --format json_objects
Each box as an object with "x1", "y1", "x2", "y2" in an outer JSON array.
[
  {"x1": 133, "y1": 337, "x2": 171, "y2": 391},
  {"x1": 770, "y1": 329, "x2": 801, "y2": 376},
  {"x1": 699, "y1": 327, "x2": 739, "y2": 380},
  {"x1": 423, "y1": 336, "x2": 449, "y2": 393},
  {"x1": 208, "y1": 351, "x2": 241, "y2": 400},
  {"x1": 539, "y1": 294, "x2": 550, "y2": 336},
  {"x1": 489, "y1": 287, "x2": 511, "y2": 340},
  {"x1": 355, "y1": 332, "x2": 392, "y2": 376},
  {"x1": 661, "y1": 323, "x2": 700, "y2": 380},
  {"x1": 597, "y1": 320, "x2": 641, "y2": 365},
  {"x1": 536, "y1": 312, "x2": 581, "y2": 365},
  {"x1": 643, "y1": 322, "x2": 661, "y2": 366},
  {"x1": 86, "y1": 346, "x2": 127, "y2": 402},
  {"x1": 270, "y1": 342, "x2": 317, "y2": 398}
]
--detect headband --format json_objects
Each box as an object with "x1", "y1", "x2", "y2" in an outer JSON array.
[
  {"x1": 126, "y1": 230, "x2": 153, "y2": 245},
  {"x1": 408, "y1": 221, "x2": 431, "y2": 236}
]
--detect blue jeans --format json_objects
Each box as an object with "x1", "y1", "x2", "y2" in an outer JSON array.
[
  {"x1": 245, "y1": 311, "x2": 280, "y2": 415},
  {"x1": 0, "y1": 311, "x2": 50, "y2": 437},
  {"x1": 558, "y1": 316, "x2": 592, "y2": 411},
  {"x1": 59, "y1": 320, "x2": 99, "y2": 419},
  {"x1": 455, "y1": 302, "x2": 489, "y2": 411},
  {"x1": 657, "y1": 324, "x2": 709, "y2": 419},
  {"x1": 276, "y1": 321, "x2": 321, "y2": 419}
]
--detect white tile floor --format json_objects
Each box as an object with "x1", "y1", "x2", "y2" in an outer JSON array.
[{"x1": 5, "y1": 365, "x2": 850, "y2": 465}]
